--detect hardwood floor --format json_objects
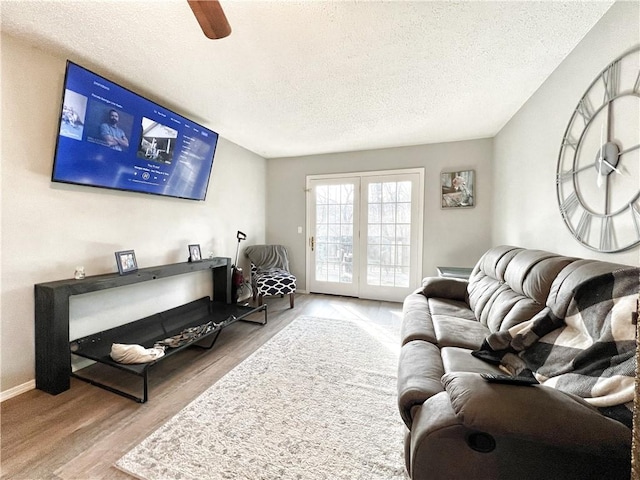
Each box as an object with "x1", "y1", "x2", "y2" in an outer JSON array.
[{"x1": 1, "y1": 294, "x2": 403, "y2": 479}]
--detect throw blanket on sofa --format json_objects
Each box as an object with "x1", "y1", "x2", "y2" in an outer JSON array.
[{"x1": 472, "y1": 269, "x2": 639, "y2": 427}]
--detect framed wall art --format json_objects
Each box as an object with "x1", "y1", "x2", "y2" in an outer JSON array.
[
  {"x1": 441, "y1": 170, "x2": 475, "y2": 208},
  {"x1": 115, "y1": 250, "x2": 138, "y2": 275},
  {"x1": 188, "y1": 244, "x2": 202, "y2": 262}
]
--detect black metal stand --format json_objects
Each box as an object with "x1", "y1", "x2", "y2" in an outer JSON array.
[{"x1": 70, "y1": 302, "x2": 267, "y2": 403}]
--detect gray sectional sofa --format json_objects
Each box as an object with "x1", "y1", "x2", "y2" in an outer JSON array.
[{"x1": 398, "y1": 245, "x2": 638, "y2": 480}]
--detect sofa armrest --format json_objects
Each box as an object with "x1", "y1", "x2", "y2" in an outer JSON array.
[
  {"x1": 421, "y1": 277, "x2": 468, "y2": 301},
  {"x1": 441, "y1": 372, "x2": 631, "y2": 453}
]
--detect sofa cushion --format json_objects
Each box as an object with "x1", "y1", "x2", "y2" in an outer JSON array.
[
  {"x1": 441, "y1": 347, "x2": 503, "y2": 375},
  {"x1": 481, "y1": 289, "x2": 546, "y2": 333},
  {"x1": 432, "y1": 317, "x2": 489, "y2": 349},
  {"x1": 397, "y1": 340, "x2": 445, "y2": 428},
  {"x1": 504, "y1": 252, "x2": 576, "y2": 302},
  {"x1": 428, "y1": 297, "x2": 476, "y2": 320},
  {"x1": 468, "y1": 247, "x2": 576, "y2": 332},
  {"x1": 468, "y1": 244, "x2": 519, "y2": 280},
  {"x1": 421, "y1": 276, "x2": 468, "y2": 301},
  {"x1": 401, "y1": 292, "x2": 436, "y2": 345}
]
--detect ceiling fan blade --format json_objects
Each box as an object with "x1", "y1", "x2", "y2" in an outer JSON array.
[{"x1": 187, "y1": 0, "x2": 232, "y2": 39}]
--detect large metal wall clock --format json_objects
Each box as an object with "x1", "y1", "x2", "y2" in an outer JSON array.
[{"x1": 556, "y1": 45, "x2": 640, "y2": 253}]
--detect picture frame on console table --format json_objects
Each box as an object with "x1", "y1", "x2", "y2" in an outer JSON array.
[
  {"x1": 115, "y1": 250, "x2": 138, "y2": 275},
  {"x1": 188, "y1": 244, "x2": 202, "y2": 262},
  {"x1": 441, "y1": 169, "x2": 475, "y2": 208}
]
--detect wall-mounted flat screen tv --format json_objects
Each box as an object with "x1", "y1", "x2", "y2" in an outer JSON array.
[{"x1": 52, "y1": 61, "x2": 219, "y2": 201}]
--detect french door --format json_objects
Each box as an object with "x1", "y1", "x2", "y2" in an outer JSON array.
[{"x1": 307, "y1": 169, "x2": 424, "y2": 302}]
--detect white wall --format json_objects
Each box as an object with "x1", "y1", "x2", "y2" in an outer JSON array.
[
  {"x1": 266, "y1": 139, "x2": 494, "y2": 290},
  {"x1": 5, "y1": 1, "x2": 638, "y2": 399},
  {"x1": 493, "y1": 1, "x2": 640, "y2": 266},
  {"x1": 0, "y1": 34, "x2": 267, "y2": 394}
]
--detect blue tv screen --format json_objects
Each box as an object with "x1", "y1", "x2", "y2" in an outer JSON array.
[{"x1": 52, "y1": 61, "x2": 219, "y2": 201}]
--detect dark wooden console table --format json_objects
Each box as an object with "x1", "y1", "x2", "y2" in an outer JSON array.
[{"x1": 35, "y1": 257, "x2": 232, "y2": 396}]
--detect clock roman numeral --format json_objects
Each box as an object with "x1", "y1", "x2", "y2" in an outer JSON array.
[
  {"x1": 560, "y1": 192, "x2": 579, "y2": 218},
  {"x1": 600, "y1": 216, "x2": 616, "y2": 251},
  {"x1": 602, "y1": 61, "x2": 619, "y2": 102},
  {"x1": 576, "y1": 98, "x2": 593, "y2": 125},
  {"x1": 634, "y1": 69, "x2": 640, "y2": 93},
  {"x1": 556, "y1": 171, "x2": 572, "y2": 184},
  {"x1": 631, "y1": 203, "x2": 640, "y2": 239},
  {"x1": 562, "y1": 134, "x2": 578, "y2": 151},
  {"x1": 575, "y1": 211, "x2": 592, "y2": 242},
  {"x1": 556, "y1": 163, "x2": 594, "y2": 184}
]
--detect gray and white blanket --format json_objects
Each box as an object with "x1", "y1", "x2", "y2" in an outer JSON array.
[
  {"x1": 472, "y1": 269, "x2": 639, "y2": 427},
  {"x1": 245, "y1": 244, "x2": 291, "y2": 272}
]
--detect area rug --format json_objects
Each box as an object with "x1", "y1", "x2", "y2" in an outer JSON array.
[{"x1": 115, "y1": 316, "x2": 407, "y2": 480}]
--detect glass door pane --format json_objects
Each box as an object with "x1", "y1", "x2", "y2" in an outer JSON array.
[
  {"x1": 365, "y1": 180, "x2": 411, "y2": 288},
  {"x1": 315, "y1": 184, "x2": 354, "y2": 283},
  {"x1": 308, "y1": 178, "x2": 359, "y2": 297},
  {"x1": 359, "y1": 172, "x2": 423, "y2": 302}
]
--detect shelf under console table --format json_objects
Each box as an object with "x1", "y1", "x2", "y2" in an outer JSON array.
[
  {"x1": 35, "y1": 257, "x2": 232, "y2": 396},
  {"x1": 69, "y1": 297, "x2": 266, "y2": 403}
]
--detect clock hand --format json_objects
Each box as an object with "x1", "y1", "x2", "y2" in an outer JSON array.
[
  {"x1": 597, "y1": 156, "x2": 603, "y2": 188},
  {"x1": 597, "y1": 122, "x2": 604, "y2": 188},
  {"x1": 600, "y1": 158, "x2": 624, "y2": 175}
]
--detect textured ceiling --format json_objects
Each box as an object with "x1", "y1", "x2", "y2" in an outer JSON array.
[{"x1": 0, "y1": 0, "x2": 614, "y2": 158}]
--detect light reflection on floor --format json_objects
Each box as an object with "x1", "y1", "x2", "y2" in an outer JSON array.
[{"x1": 328, "y1": 301, "x2": 402, "y2": 356}]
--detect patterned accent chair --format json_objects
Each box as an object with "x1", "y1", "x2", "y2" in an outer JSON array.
[{"x1": 245, "y1": 245, "x2": 296, "y2": 308}]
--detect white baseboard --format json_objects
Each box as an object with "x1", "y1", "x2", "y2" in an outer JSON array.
[{"x1": 1, "y1": 380, "x2": 35, "y2": 402}]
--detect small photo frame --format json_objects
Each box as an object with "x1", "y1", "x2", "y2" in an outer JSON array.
[
  {"x1": 441, "y1": 170, "x2": 475, "y2": 208},
  {"x1": 188, "y1": 244, "x2": 202, "y2": 262},
  {"x1": 115, "y1": 250, "x2": 138, "y2": 275}
]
